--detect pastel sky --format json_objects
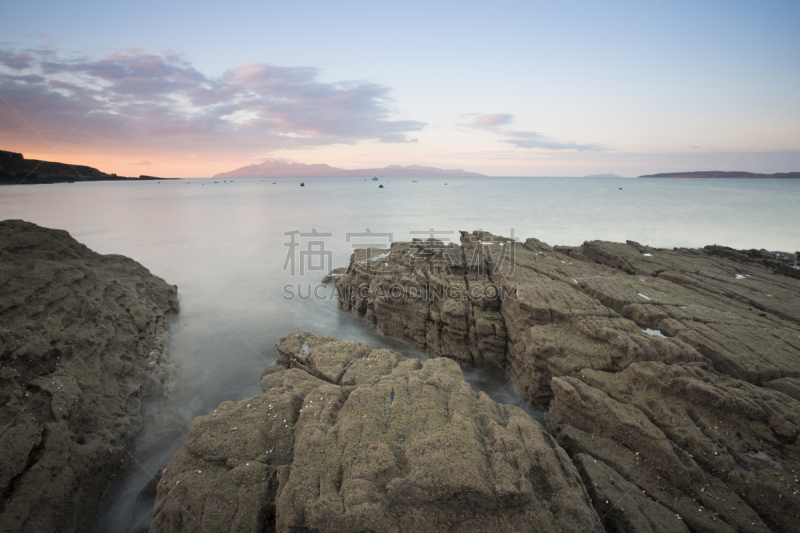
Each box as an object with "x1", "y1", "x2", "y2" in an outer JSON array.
[{"x1": 1, "y1": 0, "x2": 798, "y2": 177}]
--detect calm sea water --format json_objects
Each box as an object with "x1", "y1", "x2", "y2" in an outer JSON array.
[{"x1": 1, "y1": 176, "x2": 798, "y2": 531}]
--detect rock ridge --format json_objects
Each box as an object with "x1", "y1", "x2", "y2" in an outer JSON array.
[
  {"x1": 149, "y1": 330, "x2": 604, "y2": 532},
  {"x1": 333, "y1": 231, "x2": 800, "y2": 532},
  {"x1": 0, "y1": 220, "x2": 179, "y2": 532}
]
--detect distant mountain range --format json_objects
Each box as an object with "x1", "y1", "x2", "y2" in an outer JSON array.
[
  {"x1": 639, "y1": 171, "x2": 800, "y2": 179},
  {"x1": 213, "y1": 160, "x2": 485, "y2": 178}
]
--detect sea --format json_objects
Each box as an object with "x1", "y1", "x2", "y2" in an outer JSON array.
[{"x1": 1, "y1": 175, "x2": 798, "y2": 531}]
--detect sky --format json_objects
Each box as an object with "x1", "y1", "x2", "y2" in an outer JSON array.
[{"x1": 1, "y1": 0, "x2": 798, "y2": 177}]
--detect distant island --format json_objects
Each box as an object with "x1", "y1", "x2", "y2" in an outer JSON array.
[
  {"x1": 0, "y1": 150, "x2": 167, "y2": 184},
  {"x1": 639, "y1": 171, "x2": 800, "y2": 179},
  {"x1": 584, "y1": 173, "x2": 623, "y2": 178},
  {"x1": 214, "y1": 159, "x2": 485, "y2": 178}
]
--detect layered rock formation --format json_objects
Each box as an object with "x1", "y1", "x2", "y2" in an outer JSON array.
[
  {"x1": 0, "y1": 220, "x2": 179, "y2": 532},
  {"x1": 150, "y1": 331, "x2": 603, "y2": 532},
  {"x1": 334, "y1": 231, "x2": 800, "y2": 532}
]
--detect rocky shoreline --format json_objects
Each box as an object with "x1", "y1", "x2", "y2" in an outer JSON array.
[
  {"x1": 146, "y1": 231, "x2": 799, "y2": 532},
  {"x1": 3, "y1": 221, "x2": 799, "y2": 531},
  {"x1": 149, "y1": 330, "x2": 604, "y2": 532},
  {"x1": 332, "y1": 231, "x2": 800, "y2": 531},
  {"x1": 0, "y1": 220, "x2": 179, "y2": 531}
]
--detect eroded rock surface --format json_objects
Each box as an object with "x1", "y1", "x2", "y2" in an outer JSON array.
[
  {"x1": 334, "y1": 231, "x2": 800, "y2": 532},
  {"x1": 0, "y1": 220, "x2": 179, "y2": 532},
  {"x1": 547, "y1": 362, "x2": 800, "y2": 532},
  {"x1": 150, "y1": 331, "x2": 603, "y2": 532}
]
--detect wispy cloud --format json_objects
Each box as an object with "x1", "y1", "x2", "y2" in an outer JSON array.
[
  {"x1": 0, "y1": 47, "x2": 425, "y2": 155},
  {"x1": 461, "y1": 112, "x2": 605, "y2": 151},
  {"x1": 0, "y1": 50, "x2": 35, "y2": 70},
  {"x1": 463, "y1": 113, "x2": 514, "y2": 131},
  {"x1": 500, "y1": 136, "x2": 604, "y2": 151}
]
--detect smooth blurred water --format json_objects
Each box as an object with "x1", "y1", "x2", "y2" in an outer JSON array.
[{"x1": 1, "y1": 175, "x2": 798, "y2": 531}]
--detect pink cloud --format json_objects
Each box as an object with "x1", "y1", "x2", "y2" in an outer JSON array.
[
  {"x1": 461, "y1": 112, "x2": 605, "y2": 152},
  {"x1": 0, "y1": 46, "x2": 425, "y2": 158},
  {"x1": 464, "y1": 113, "x2": 514, "y2": 131}
]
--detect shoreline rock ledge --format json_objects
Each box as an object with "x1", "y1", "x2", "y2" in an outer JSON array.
[
  {"x1": 0, "y1": 220, "x2": 179, "y2": 532},
  {"x1": 333, "y1": 231, "x2": 800, "y2": 532},
  {"x1": 150, "y1": 330, "x2": 603, "y2": 532}
]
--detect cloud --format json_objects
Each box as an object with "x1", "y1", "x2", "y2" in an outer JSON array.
[
  {"x1": 219, "y1": 62, "x2": 424, "y2": 143},
  {"x1": 129, "y1": 160, "x2": 152, "y2": 166},
  {"x1": 501, "y1": 138, "x2": 604, "y2": 151},
  {"x1": 463, "y1": 113, "x2": 514, "y2": 131},
  {"x1": 0, "y1": 50, "x2": 35, "y2": 70},
  {"x1": 461, "y1": 112, "x2": 606, "y2": 152},
  {"x1": 0, "y1": 47, "x2": 425, "y2": 156}
]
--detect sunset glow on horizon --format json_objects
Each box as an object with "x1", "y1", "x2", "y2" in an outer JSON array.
[{"x1": 2, "y1": 0, "x2": 798, "y2": 178}]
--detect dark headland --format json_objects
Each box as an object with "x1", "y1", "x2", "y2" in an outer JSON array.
[
  {"x1": 0, "y1": 150, "x2": 169, "y2": 184},
  {"x1": 639, "y1": 170, "x2": 800, "y2": 179}
]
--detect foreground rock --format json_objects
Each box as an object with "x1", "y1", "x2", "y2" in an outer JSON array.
[
  {"x1": 335, "y1": 231, "x2": 800, "y2": 532},
  {"x1": 548, "y1": 363, "x2": 800, "y2": 532},
  {"x1": 0, "y1": 220, "x2": 179, "y2": 532},
  {"x1": 150, "y1": 331, "x2": 603, "y2": 532}
]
